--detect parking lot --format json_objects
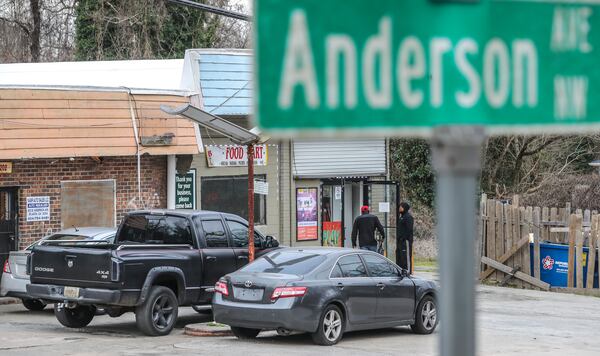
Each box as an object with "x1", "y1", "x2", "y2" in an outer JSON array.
[{"x1": 1, "y1": 273, "x2": 599, "y2": 356}]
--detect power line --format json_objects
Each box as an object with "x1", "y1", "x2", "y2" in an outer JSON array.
[{"x1": 165, "y1": 0, "x2": 252, "y2": 22}]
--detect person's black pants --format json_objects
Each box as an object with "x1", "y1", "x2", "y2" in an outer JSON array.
[{"x1": 396, "y1": 238, "x2": 413, "y2": 272}]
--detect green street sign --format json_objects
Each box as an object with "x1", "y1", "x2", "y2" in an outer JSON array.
[{"x1": 255, "y1": 0, "x2": 600, "y2": 134}]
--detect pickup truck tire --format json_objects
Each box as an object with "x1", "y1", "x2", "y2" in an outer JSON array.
[
  {"x1": 22, "y1": 298, "x2": 46, "y2": 311},
  {"x1": 54, "y1": 303, "x2": 96, "y2": 328},
  {"x1": 231, "y1": 326, "x2": 261, "y2": 339},
  {"x1": 135, "y1": 286, "x2": 179, "y2": 336}
]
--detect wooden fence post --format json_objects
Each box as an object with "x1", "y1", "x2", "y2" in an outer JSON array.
[
  {"x1": 504, "y1": 204, "x2": 513, "y2": 279},
  {"x1": 568, "y1": 214, "x2": 578, "y2": 288},
  {"x1": 533, "y1": 207, "x2": 541, "y2": 279},
  {"x1": 550, "y1": 207, "x2": 558, "y2": 243},
  {"x1": 478, "y1": 194, "x2": 487, "y2": 274},
  {"x1": 576, "y1": 214, "x2": 584, "y2": 289},
  {"x1": 486, "y1": 199, "x2": 496, "y2": 279},
  {"x1": 523, "y1": 207, "x2": 533, "y2": 281},
  {"x1": 586, "y1": 215, "x2": 598, "y2": 290},
  {"x1": 495, "y1": 201, "x2": 505, "y2": 282}
]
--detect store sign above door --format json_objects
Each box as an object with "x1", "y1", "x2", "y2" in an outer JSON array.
[
  {"x1": 0, "y1": 162, "x2": 12, "y2": 174},
  {"x1": 205, "y1": 145, "x2": 268, "y2": 167},
  {"x1": 255, "y1": 0, "x2": 600, "y2": 135}
]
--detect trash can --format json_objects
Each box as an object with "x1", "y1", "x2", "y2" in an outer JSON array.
[{"x1": 530, "y1": 243, "x2": 599, "y2": 288}]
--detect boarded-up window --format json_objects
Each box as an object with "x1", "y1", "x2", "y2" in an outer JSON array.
[{"x1": 61, "y1": 180, "x2": 115, "y2": 228}]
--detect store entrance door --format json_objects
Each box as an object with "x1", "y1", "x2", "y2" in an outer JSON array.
[
  {"x1": 364, "y1": 181, "x2": 400, "y2": 261},
  {"x1": 0, "y1": 188, "x2": 18, "y2": 279}
]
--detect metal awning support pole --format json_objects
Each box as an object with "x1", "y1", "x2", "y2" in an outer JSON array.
[
  {"x1": 431, "y1": 126, "x2": 485, "y2": 356},
  {"x1": 247, "y1": 144, "x2": 255, "y2": 262}
]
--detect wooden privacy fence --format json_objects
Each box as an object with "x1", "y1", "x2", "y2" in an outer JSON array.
[{"x1": 478, "y1": 196, "x2": 600, "y2": 294}]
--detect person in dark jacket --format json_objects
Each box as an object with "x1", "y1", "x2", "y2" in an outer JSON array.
[
  {"x1": 396, "y1": 202, "x2": 414, "y2": 272},
  {"x1": 351, "y1": 206, "x2": 385, "y2": 252}
]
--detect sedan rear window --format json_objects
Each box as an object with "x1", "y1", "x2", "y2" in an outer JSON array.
[{"x1": 241, "y1": 251, "x2": 326, "y2": 275}]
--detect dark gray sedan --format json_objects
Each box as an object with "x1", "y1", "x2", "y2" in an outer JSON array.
[{"x1": 212, "y1": 247, "x2": 438, "y2": 345}]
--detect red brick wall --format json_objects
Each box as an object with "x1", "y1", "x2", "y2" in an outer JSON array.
[{"x1": 0, "y1": 156, "x2": 167, "y2": 249}]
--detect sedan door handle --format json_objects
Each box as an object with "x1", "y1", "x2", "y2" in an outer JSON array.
[
  {"x1": 206, "y1": 256, "x2": 217, "y2": 262},
  {"x1": 237, "y1": 256, "x2": 249, "y2": 260},
  {"x1": 336, "y1": 283, "x2": 344, "y2": 290},
  {"x1": 376, "y1": 282, "x2": 386, "y2": 290}
]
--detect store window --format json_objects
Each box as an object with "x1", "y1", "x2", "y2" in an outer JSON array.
[{"x1": 201, "y1": 175, "x2": 267, "y2": 224}]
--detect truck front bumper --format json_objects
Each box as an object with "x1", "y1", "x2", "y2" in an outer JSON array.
[{"x1": 26, "y1": 283, "x2": 126, "y2": 306}]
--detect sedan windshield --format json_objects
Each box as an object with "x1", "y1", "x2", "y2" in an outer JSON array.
[{"x1": 241, "y1": 251, "x2": 326, "y2": 275}]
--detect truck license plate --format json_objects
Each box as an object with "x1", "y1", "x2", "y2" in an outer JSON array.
[
  {"x1": 234, "y1": 287, "x2": 263, "y2": 301},
  {"x1": 63, "y1": 286, "x2": 80, "y2": 299}
]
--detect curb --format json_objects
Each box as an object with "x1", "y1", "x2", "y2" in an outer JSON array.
[
  {"x1": 184, "y1": 323, "x2": 234, "y2": 337},
  {"x1": 0, "y1": 297, "x2": 20, "y2": 305}
]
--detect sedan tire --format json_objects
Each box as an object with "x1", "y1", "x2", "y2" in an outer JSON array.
[
  {"x1": 22, "y1": 298, "x2": 46, "y2": 311},
  {"x1": 54, "y1": 303, "x2": 96, "y2": 328},
  {"x1": 311, "y1": 304, "x2": 345, "y2": 346},
  {"x1": 135, "y1": 286, "x2": 179, "y2": 336},
  {"x1": 411, "y1": 295, "x2": 438, "y2": 334}
]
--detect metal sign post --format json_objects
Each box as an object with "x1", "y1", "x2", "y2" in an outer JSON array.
[{"x1": 431, "y1": 126, "x2": 485, "y2": 356}]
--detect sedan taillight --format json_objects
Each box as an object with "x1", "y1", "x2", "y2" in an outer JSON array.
[
  {"x1": 215, "y1": 281, "x2": 229, "y2": 296},
  {"x1": 2, "y1": 260, "x2": 10, "y2": 274},
  {"x1": 271, "y1": 287, "x2": 307, "y2": 300}
]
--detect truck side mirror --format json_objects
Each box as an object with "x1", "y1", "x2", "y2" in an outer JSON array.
[{"x1": 265, "y1": 235, "x2": 279, "y2": 248}]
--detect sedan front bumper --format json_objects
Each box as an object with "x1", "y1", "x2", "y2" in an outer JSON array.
[{"x1": 212, "y1": 294, "x2": 320, "y2": 333}]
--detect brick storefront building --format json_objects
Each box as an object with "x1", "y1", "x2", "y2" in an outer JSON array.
[
  {"x1": 1, "y1": 156, "x2": 167, "y2": 248},
  {"x1": 0, "y1": 86, "x2": 199, "y2": 262}
]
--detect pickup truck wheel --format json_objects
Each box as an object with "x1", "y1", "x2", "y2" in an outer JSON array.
[
  {"x1": 22, "y1": 298, "x2": 46, "y2": 311},
  {"x1": 54, "y1": 303, "x2": 96, "y2": 328},
  {"x1": 135, "y1": 286, "x2": 179, "y2": 336}
]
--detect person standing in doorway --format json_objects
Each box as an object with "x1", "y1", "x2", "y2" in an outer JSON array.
[
  {"x1": 351, "y1": 206, "x2": 385, "y2": 252},
  {"x1": 396, "y1": 202, "x2": 414, "y2": 273}
]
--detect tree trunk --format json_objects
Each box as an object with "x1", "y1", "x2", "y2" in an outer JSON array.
[{"x1": 29, "y1": 0, "x2": 41, "y2": 62}]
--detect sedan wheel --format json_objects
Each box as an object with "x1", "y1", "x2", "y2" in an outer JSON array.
[
  {"x1": 411, "y1": 295, "x2": 438, "y2": 334},
  {"x1": 311, "y1": 305, "x2": 344, "y2": 346},
  {"x1": 421, "y1": 300, "x2": 437, "y2": 331}
]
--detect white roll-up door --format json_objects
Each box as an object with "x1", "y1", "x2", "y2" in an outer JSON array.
[{"x1": 293, "y1": 139, "x2": 386, "y2": 178}]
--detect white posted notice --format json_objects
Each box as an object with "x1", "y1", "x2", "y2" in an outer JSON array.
[{"x1": 27, "y1": 196, "x2": 50, "y2": 222}]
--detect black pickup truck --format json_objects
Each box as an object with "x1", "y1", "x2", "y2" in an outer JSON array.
[{"x1": 26, "y1": 209, "x2": 279, "y2": 336}]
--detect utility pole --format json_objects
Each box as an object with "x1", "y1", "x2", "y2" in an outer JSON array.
[{"x1": 247, "y1": 144, "x2": 255, "y2": 262}]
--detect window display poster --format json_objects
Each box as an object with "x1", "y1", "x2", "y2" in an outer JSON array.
[
  {"x1": 323, "y1": 221, "x2": 342, "y2": 247},
  {"x1": 296, "y1": 188, "x2": 318, "y2": 241}
]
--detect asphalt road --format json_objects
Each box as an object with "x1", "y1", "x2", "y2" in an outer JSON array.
[{"x1": 1, "y1": 279, "x2": 599, "y2": 355}]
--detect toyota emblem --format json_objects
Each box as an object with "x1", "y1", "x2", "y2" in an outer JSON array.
[
  {"x1": 67, "y1": 260, "x2": 74, "y2": 268},
  {"x1": 244, "y1": 280, "x2": 253, "y2": 288}
]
